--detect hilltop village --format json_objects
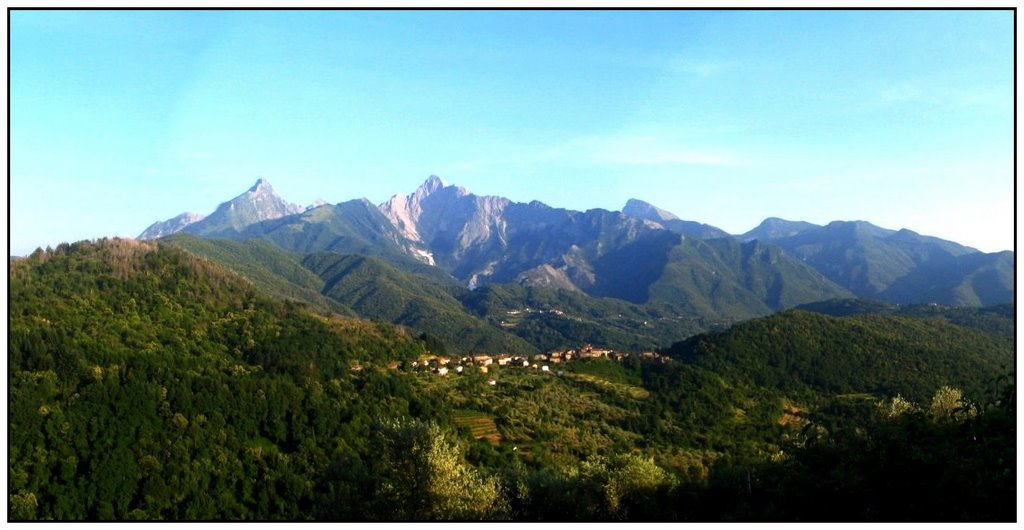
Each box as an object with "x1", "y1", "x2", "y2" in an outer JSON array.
[{"x1": 353, "y1": 344, "x2": 672, "y2": 382}]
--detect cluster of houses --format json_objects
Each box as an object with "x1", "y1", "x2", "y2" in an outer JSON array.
[
  {"x1": 506, "y1": 307, "x2": 565, "y2": 317},
  {"x1": 499, "y1": 307, "x2": 569, "y2": 328},
  {"x1": 374, "y1": 344, "x2": 670, "y2": 381}
]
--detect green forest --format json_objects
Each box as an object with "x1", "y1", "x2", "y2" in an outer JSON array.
[{"x1": 8, "y1": 239, "x2": 1015, "y2": 521}]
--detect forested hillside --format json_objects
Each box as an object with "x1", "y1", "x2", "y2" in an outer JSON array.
[
  {"x1": 8, "y1": 239, "x2": 1014, "y2": 521},
  {"x1": 160, "y1": 234, "x2": 352, "y2": 316},
  {"x1": 663, "y1": 309, "x2": 1013, "y2": 403},
  {"x1": 796, "y1": 298, "x2": 1015, "y2": 340},
  {"x1": 458, "y1": 282, "x2": 709, "y2": 352},
  {"x1": 301, "y1": 251, "x2": 538, "y2": 355},
  {"x1": 9, "y1": 239, "x2": 432, "y2": 519}
]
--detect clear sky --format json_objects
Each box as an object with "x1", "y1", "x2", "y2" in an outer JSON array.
[{"x1": 9, "y1": 9, "x2": 1015, "y2": 255}]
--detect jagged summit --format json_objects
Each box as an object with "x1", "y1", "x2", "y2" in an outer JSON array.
[
  {"x1": 379, "y1": 175, "x2": 467, "y2": 243},
  {"x1": 248, "y1": 178, "x2": 273, "y2": 192},
  {"x1": 197, "y1": 179, "x2": 302, "y2": 233},
  {"x1": 421, "y1": 175, "x2": 446, "y2": 194},
  {"x1": 138, "y1": 179, "x2": 303, "y2": 239}
]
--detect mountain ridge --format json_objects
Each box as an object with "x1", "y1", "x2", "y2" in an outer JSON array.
[
  {"x1": 621, "y1": 198, "x2": 732, "y2": 239},
  {"x1": 136, "y1": 176, "x2": 1013, "y2": 311}
]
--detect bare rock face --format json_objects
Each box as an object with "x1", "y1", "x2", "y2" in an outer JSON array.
[
  {"x1": 377, "y1": 176, "x2": 667, "y2": 292},
  {"x1": 239, "y1": 178, "x2": 305, "y2": 220},
  {"x1": 380, "y1": 175, "x2": 453, "y2": 242},
  {"x1": 451, "y1": 194, "x2": 512, "y2": 256},
  {"x1": 379, "y1": 175, "x2": 511, "y2": 263},
  {"x1": 138, "y1": 212, "x2": 206, "y2": 240}
]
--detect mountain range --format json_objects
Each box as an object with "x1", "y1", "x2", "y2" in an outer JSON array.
[{"x1": 138, "y1": 176, "x2": 1013, "y2": 352}]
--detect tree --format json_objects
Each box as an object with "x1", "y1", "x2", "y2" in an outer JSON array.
[
  {"x1": 10, "y1": 491, "x2": 38, "y2": 521},
  {"x1": 417, "y1": 333, "x2": 447, "y2": 356},
  {"x1": 877, "y1": 394, "x2": 917, "y2": 419},
  {"x1": 929, "y1": 386, "x2": 977, "y2": 423},
  {"x1": 579, "y1": 454, "x2": 678, "y2": 520},
  {"x1": 372, "y1": 418, "x2": 506, "y2": 520}
]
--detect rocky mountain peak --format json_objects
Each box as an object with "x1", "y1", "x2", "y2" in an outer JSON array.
[
  {"x1": 140, "y1": 179, "x2": 305, "y2": 238},
  {"x1": 248, "y1": 178, "x2": 273, "y2": 193},
  {"x1": 419, "y1": 175, "x2": 446, "y2": 195},
  {"x1": 380, "y1": 175, "x2": 468, "y2": 242},
  {"x1": 623, "y1": 199, "x2": 680, "y2": 223}
]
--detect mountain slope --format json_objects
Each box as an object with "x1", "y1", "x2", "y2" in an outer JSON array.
[
  {"x1": 8, "y1": 238, "x2": 441, "y2": 520},
  {"x1": 138, "y1": 212, "x2": 205, "y2": 240},
  {"x1": 881, "y1": 249, "x2": 1014, "y2": 306},
  {"x1": 161, "y1": 233, "x2": 353, "y2": 316},
  {"x1": 740, "y1": 217, "x2": 818, "y2": 242},
  {"x1": 161, "y1": 233, "x2": 724, "y2": 353},
  {"x1": 301, "y1": 252, "x2": 538, "y2": 355},
  {"x1": 379, "y1": 177, "x2": 687, "y2": 293},
  {"x1": 663, "y1": 309, "x2": 1013, "y2": 403},
  {"x1": 770, "y1": 220, "x2": 1009, "y2": 305},
  {"x1": 236, "y1": 199, "x2": 454, "y2": 284},
  {"x1": 181, "y1": 179, "x2": 304, "y2": 237},
  {"x1": 9, "y1": 238, "x2": 428, "y2": 371},
  {"x1": 622, "y1": 198, "x2": 731, "y2": 239},
  {"x1": 797, "y1": 298, "x2": 1015, "y2": 340},
  {"x1": 376, "y1": 178, "x2": 870, "y2": 316},
  {"x1": 458, "y1": 283, "x2": 709, "y2": 352},
  {"x1": 646, "y1": 237, "x2": 853, "y2": 319}
]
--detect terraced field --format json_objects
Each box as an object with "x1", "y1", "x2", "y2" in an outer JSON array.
[
  {"x1": 566, "y1": 372, "x2": 650, "y2": 400},
  {"x1": 452, "y1": 409, "x2": 502, "y2": 445}
]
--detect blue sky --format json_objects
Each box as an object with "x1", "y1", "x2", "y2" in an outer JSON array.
[{"x1": 10, "y1": 9, "x2": 1014, "y2": 255}]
